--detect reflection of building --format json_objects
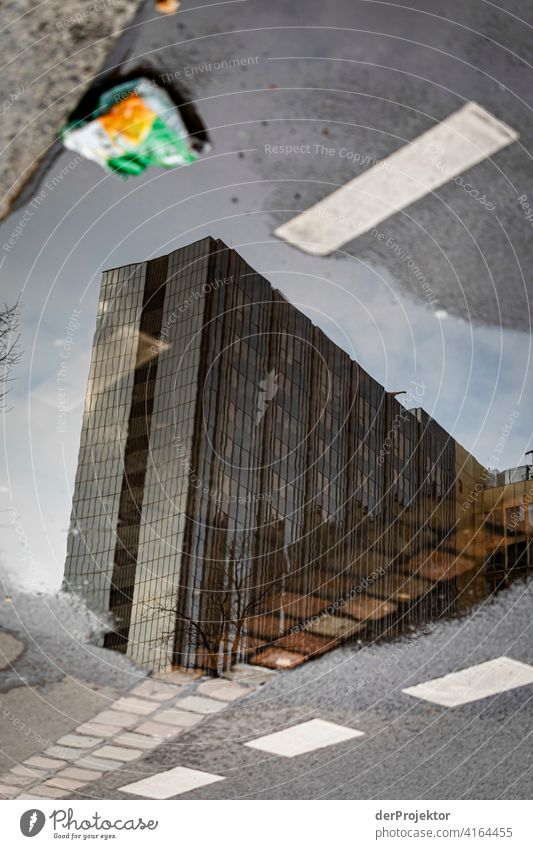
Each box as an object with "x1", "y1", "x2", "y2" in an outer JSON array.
[
  {"x1": 63, "y1": 238, "x2": 525, "y2": 673},
  {"x1": 474, "y1": 466, "x2": 533, "y2": 594}
]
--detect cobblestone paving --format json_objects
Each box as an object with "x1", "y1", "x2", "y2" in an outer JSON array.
[{"x1": 0, "y1": 669, "x2": 258, "y2": 800}]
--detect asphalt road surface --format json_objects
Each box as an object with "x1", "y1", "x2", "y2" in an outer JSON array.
[
  {"x1": 71, "y1": 579, "x2": 532, "y2": 800},
  {"x1": 130, "y1": 0, "x2": 533, "y2": 329}
]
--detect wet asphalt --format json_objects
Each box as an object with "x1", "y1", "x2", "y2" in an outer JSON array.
[
  {"x1": 69, "y1": 4, "x2": 532, "y2": 798},
  {"x1": 2, "y1": 0, "x2": 532, "y2": 798},
  {"x1": 130, "y1": 0, "x2": 533, "y2": 330},
  {"x1": 71, "y1": 579, "x2": 532, "y2": 800}
]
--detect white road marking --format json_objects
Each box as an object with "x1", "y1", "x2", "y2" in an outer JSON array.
[
  {"x1": 245, "y1": 718, "x2": 364, "y2": 757},
  {"x1": 402, "y1": 656, "x2": 533, "y2": 707},
  {"x1": 119, "y1": 766, "x2": 224, "y2": 799},
  {"x1": 274, "y1": 102, "x2": 518, "y2": 255}
]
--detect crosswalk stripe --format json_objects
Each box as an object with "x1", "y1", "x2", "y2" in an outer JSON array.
[
  {"x1": 402, "y1": 656, "x2": 533, "y2": 707},
  {"x1": 245, "y1": 718, "x2": 364, "y2": 757},
  {"x1": 119, "y1": 766, "x2": 224, "y2": 799},
  {"x1": 274, "y1": 102, "x2": 518, "y2": 256}
]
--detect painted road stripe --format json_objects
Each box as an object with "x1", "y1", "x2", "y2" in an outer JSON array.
[
  {"x1": 119, "y1": 766, "x2": 224, "y2": 799},
  {"x1": 274, "y1": 102, "x2": 518, "y2": 256},
  {"x1": 402, "y1": 656, "x2": 533, "y2": 707},
  {"x1": 245, "y1": 718, "x2": 364, "y2": 757}
]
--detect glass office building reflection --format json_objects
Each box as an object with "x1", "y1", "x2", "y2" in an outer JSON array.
[{"x1": 65, "y1": 237, "x2": 523, "y2": 673}]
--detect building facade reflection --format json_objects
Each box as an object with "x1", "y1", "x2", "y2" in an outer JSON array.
[{"x1": 63, "y1": 238, "x2": 531, "y2": 673}]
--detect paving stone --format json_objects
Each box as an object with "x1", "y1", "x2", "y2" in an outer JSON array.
[
  {"x1": 115, "y1": 732, "x2": 164, "y2": 749},
  {"x1": 405, "y1": 556, "x2": 477, "y2": 581},
  {"x1": 58, "y1": 767, "x2": 103, "y2": 781},
  {"x1": 0, "y1": 783, "x2": 21, "y2": 798},
  {"x1": 119, "y1": 766, "x2": 224, "y2": 799},
  {"x1": 196, "y1": 680, "x2": 253, "y2": 701},
  {"x1": 30, "y1": 784, "x2": 69, "y2": 798},
  {"x1": 152, "y1": 669, "x2": 201, "y2": 684},
  {"x1": 90, "y1": 710, "x2": 139, "y2": 728},
  {"x1": 251, "y1": 648, "x2": 306, "y2": 669},
  {"x1": 74, "y1": 756, "x2": 123, "y2": 772},
  {"x1": 271, "y1": 591, "x2": 330, "y2": 619},
  {"x1": 172, "y1": 666, "x2": 204, "y2": 677},
  {"x1": 112, "y1": 696, "x2": 156, "y2": 715},
  {"x1": 44, "y1": 777, "x2": 88, "y2": 791},
  {"x1": 134, "y1": 721, "x2": 183, "y2": 739},
  {"x1": 11, "y1": 764, "x2": 45, "y2": 778},
  {"x1": 45, "y1": 746, "x2": 90, "y2": 761},
  {"x1": 304, "y1": 615, "x2": 364, "y2": 639},
  {"x1": 342, "y1": 594, "x2": 397, "y2": 621},
  {"x1": 245, "y1": 718, "x2": 364, "y2": 757},
  {"x1": 131, "y1": 681, "x2": 180, "y2": 701},
  {"x1": 24, "y1": 756, "x2": 67, "y2": 770},
  {"x1": 275, "y1": 631, "x2": 333, "y2": 657},
  {"x1": 174, "y1": 696, "x2": 227, "y2": 714},
  {"x1": 366, "y1": 574, "x2": 432, "y2": 602},
  {"x1": 221, "y1": 663, "x2": 278, "y2": 684},
  {"x1": 91, "y1": 745, "x2": 143, "y2": 762},
  {"x1": 3, "y1": 774, "x2": 36, "y2": 787},
  {"x1": 76, "y1": 722, "x2": 122, "y2": 737},
  {"x1": 152, "y1": 709, "x2": 203, "y2": 728},
  {"x1": 17, "y1": 793, "x2": 51, "y2": 800},
  {"x1": 56, "y1": 734, "x2": 101, "y2": 749}
]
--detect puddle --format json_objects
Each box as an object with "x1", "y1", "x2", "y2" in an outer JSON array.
[{"x1": 0, "y1": 100, "x2": 531, "y2": 679}]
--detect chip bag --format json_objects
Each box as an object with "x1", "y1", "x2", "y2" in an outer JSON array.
[{"x1": 62, "y1": 78, "x2": 197, "y2": 177}]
